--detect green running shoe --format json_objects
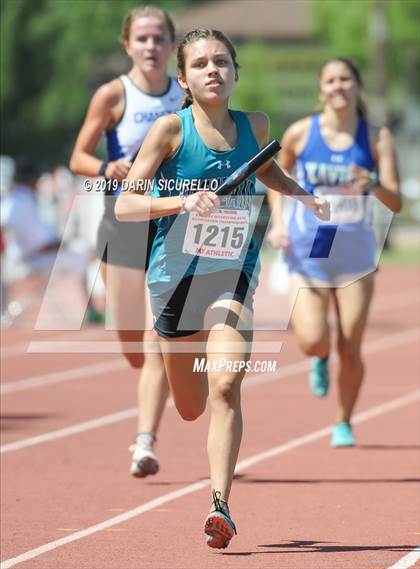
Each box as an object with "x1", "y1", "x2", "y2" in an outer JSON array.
[
  {"x1": 309, "y1": 356, "x2": 330, "y2": 397},
  {"x1": 331, "y1": 422, "x2": 355, "y2": 448},
  {"x1": 86, "y1": 306, "x2": 104, "y2": 324}
]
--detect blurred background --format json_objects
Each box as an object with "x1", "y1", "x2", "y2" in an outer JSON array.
[{"x1": 0, "y1": 0, "x2": 419, "y2": 324}]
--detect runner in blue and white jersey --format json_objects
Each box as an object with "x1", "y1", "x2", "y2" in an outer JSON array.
[{"x1": 268, "y1": 58, "x2": 401, "y2": 448}]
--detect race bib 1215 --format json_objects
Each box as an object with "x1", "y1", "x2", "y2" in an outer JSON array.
[{"x1": 182, "y1": 208, "x2": 249, "y2": 259}]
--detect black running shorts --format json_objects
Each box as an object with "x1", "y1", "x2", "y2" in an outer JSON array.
[
  {"x1": 96, "y1": 197, "x2": 156, "y2": 270},
  {"x1": 150, "y1": 270, "x2": 255, "y2": 339}
]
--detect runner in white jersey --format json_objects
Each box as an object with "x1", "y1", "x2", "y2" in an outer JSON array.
[
  {"x1": 70, "y1": 6, "x2": 183, "y2": 479},
  {"x1": 97, "y1": 73, "x2": 183, "y2": 270},
  {"x1": 105, "y1": 74, "x2": 183, "y2": 171}
]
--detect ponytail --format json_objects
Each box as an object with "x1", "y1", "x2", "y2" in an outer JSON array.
[
  {"x1": 356, "y1": 95, "x2": 367, "y2": 119},
  {"x1": 182, "y1": 89, "x2": 193, "y2": 109}
]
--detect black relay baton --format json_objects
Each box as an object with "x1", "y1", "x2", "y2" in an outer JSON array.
[{"x1": 215, "y1": 139, "x2": 281, "y2": 196}]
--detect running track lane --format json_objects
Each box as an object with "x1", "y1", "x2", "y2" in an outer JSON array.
[
  {"x1": 2, "y1": 282, "x2": 418, "y2": 447},
  {"x1": 1, "y1": 265, "x2": 419, "y2": 568},
  {"x1": 1, "y1": 326, "x2": 418, "y2": 454},
  {"x1": 1, "y1": 336, "x2": 418, "y2": 569},
  {"x1": 1, "y1": 389, "x2": 418, "y2": 568}
]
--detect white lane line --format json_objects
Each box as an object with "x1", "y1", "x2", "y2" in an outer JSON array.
[
  {"x1": 23, "y1": 290, "x2": 420, "y2": 355},
  {"x1": 1, "y1": 286, "x2": 417, "y2": 361},
  {"x1": 1, "y1": 359, "x2": 128, "y2": 394},
  {"x1": 234, "y1": 390, "x2": 420, "y2": 473},
  {"x1": 2, "y1": 317, "x2": 418, "y2": 396},
  {"x1": 2, "y1": 284, "x2": 418, "y2": 384},
  {"x1": 1, "y1": 359, "x2": 298, "y2": 454},
  {"x1": 2, "y1": 327, "x2": 419, "y2": 454},
  {"x1": 362, "y1": 327, "x2": 420, "y2": 355},
  {"x1": 0, "y1": 479, "x2": 209, "y2": 569},
  {"x1": 3, "y1": 341, "x2": 279, "y2": 394},
  {"x1": 1, "y1": 328, "x2": 106, "y2": 358},
  {"x1": 245, "y1": 327, "x2": 420, "y2": 390},
  {"x1": 0, "y1": 408, "x2": 137, "y2": 454},
  {"x1": 3, "y1": 287, "x2": 414, "y2": 359},
  {"x1": 387, "y1": 547, "x2": 420, "y2": 569},
  {"x1": 1, "y1": 389, "x2": 418, "y2": 569}
]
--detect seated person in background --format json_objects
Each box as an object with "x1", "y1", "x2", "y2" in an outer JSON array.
[
  {"x1": 1, "y1": 158, "x2": 101, "y2": 325},
  {"x1": 2, "y1": 159, "x2": 62, "y2": 272}
]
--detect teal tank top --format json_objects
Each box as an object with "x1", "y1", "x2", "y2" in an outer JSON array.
[{"x1": 147, "y1": 105, "x2": 261, "y2": 296}]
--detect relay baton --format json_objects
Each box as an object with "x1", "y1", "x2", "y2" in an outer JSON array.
[{"x1": 215, "y1": 139, "x2": 281, "y2": 196}]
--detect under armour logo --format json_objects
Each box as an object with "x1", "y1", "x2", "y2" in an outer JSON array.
[{"x1": 216, "y1": 160, "x2": 231, "y2": 169}]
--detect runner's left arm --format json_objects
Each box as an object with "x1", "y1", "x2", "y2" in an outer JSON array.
[{"x1": 351, "y1": 127, "x2": 401, "y2": 213}]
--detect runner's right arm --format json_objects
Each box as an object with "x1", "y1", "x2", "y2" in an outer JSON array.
[
  {"x1": 69, "y1": 80, "x2": 132, "y2": 181},
  {"x1": 115, "y1": 115, "x2": 220, "y2": 222}
]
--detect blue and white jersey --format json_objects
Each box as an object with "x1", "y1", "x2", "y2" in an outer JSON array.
[
  {"x1": 105, "y1": 75, "x2": 183, "y2": 198},
  {"x1": 147, "y1": 106, "x2": 261, "y2": 296},
  {"x1": 286, "y1": 113, "x2": 377, "y2": 281}
]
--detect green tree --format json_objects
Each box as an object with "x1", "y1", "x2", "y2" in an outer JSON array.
[
  {"x1": 1, "y1": 0, "x2": 190, "y2": 164},
  {"x1": 312, "y1": 0, "x2": 420, "y2": 97}
]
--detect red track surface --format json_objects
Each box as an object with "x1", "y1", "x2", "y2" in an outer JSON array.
[{"x1": 1, "y1": 264, "x2": 419, "y2": 569}]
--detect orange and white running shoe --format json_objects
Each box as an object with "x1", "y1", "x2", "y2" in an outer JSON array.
[{"x1": 204, "y1": 491, "x2": 237, "y2": 549}]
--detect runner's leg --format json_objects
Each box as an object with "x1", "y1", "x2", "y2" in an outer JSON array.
[
  {"x1": 333, "y1": 273, "x2": 375, "y2": 423},
  {"x1": 288, "y1": 273, "x2": 331, "y2": 358}
]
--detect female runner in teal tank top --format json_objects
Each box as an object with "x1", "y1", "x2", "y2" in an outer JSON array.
[{"x1": 116, "y1": 28, "x2": 328, "y2": 549}]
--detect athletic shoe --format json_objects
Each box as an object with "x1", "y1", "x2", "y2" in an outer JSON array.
[
  {"x1": 86, "y1": 306, "x2": 104, "y2": 324},
  {"x1": 129, "y1": 443, "x2": 159, "y2": 478},
  {"x1": 331, "y1": 422, "x2": 355, "y2": 448},
  {"x1": 204, "y1": 491, "x2": 237, "y2": 549},
  {"x1": 309, "y1": 356, "x2": 330, "y2": 397}
]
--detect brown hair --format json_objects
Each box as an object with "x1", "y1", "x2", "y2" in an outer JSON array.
[
  {"x1": 120, "y1": 5, "x2": 175, "y2": 44},
  {"x1": 177, "y1": 29, "x2": 239, "y2": 109},
  {"x1": 319, "y1": 57, "x2": 367, "y2": 118}
]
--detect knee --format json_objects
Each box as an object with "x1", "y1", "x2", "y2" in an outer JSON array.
[
  {"x1": 299, "y1": 337, "x2": 328, "y2": 358},
  {"x1": 210, "y1": 376, "x2": 240, "y2": 406},
  {"x1": 143, "y1": 351, "x2": 165, "y2": 374},
  {"x1": 124, "y1": 353, "x2": 144, "y2": 369},
  {"x1": 337, "y1": 340, "x2": 361, "y2": 367}
]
